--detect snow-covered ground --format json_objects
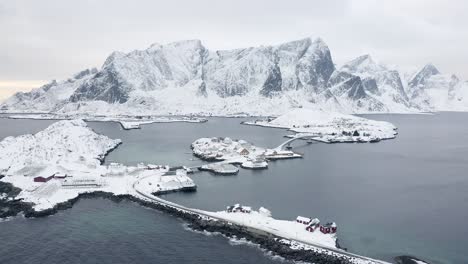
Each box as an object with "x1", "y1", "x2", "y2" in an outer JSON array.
[
  {"x1": 245, "y1": 108, "x2": 397, "y2": 143},
  {"x1": 0, "y1": 120, "x2": 195, "y2": 211},
  {"x1": 210, "y1": 207, "x2": 337, "y2": 248}
]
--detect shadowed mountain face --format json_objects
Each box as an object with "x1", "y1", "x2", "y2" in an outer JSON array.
[{"x1": 2, "y1": 38, "x2": 468, "y2": 114}]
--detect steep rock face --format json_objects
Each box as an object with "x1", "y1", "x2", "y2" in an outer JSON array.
[
  {"x1": 341, "y1": 55, "x2": 410, "y2": 110},
  {"x1": 260, "y1": 63, "x2": 282, "y2": 96},
  {"x1": 361, "y1": 77, "x2": 379, "y2": 95},
  {"x1": 203, "y1": 38, "x2": 334, "y2": 97},
  {"x1": 70, "y1": 67, "x2": 130, "y2": 103},
  {"x1": 328, "y1": 71, "x2": 366, "y2": 99},
  {"x1": 408, "y1": 64, "x2": 468, "y2": 110},
  {"x1": 326, "y1": 70, "x2": 386, "y2": 112},
  {"x1": 70, "y1": 40, "x2": 207, "y2": 103},
  {"x1": 294, "y1": 38, "x2": 335, "y2": 93},
  {"x1": 408, "y1": 63, "x2": 440, "y2": 89},
  {"x1": 274, "y1": 38, "x2": 312, "y2": 91},
  {"x1": 203, "y1": 46, "x2": 276, "y2": 97}
]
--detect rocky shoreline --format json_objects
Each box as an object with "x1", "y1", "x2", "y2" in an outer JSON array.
[
  {"x1": 394, "y1": 255, "x2": 430, "y2": 264},
  {"x1": 0, "y1": 181, "x2": 356, "y2": 264}
]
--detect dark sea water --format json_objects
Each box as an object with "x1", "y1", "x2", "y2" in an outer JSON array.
[{"x1": 1, "y1": 113, "x2": 468, "y2": 264}]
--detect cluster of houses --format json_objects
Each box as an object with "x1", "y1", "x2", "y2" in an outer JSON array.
[
  {"x1": 296, "y1": 216, "x2": 337, "y2": 234},
  {"x1": 226, "y1": 204, "x2": 252, "y2": 213},
  {"x1": 195, "y1": 137, "x2": 255, "y2": 160}
]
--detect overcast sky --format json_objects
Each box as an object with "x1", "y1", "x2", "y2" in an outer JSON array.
[{"x1": 1, "y1": 0, "x2": 467, "y2": 100}]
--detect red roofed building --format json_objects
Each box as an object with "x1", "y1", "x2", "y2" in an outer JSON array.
[{"x1": 34, "y1": 176, "x2": 54, "y2": 183}]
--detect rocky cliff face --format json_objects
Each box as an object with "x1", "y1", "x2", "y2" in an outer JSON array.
[
  {"x1": 2, "y1": 38, "x2": 468, "y2": 115},
  {"x1": 340, "y1": 55, "x2": 411, "y2": 111},
  {"x1": 406, "y1": 64, "x2": 468, "y2": 110}
]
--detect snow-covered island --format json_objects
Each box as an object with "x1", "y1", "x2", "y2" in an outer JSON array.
[
  {"x1": 191, "y1": 137, "x2": 301, "y2": 171},
  {"x1": 0, "y1": 120, "x2": 196, "y2": 212},
  {"x1": 245, "y1": 108, "x2": 397, "y2": 143}
]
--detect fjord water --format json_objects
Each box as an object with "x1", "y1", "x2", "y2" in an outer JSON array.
[{"x1": 1, "y1": 113, "x2": 467, "y2": 264}]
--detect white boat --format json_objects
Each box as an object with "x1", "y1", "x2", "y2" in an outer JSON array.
[
  {"x1": 200, "y1": 163, "x2": 239, "y2": 175},
  {"x1": 241, "y1": 158, "x2": 268, "y2": 169}
]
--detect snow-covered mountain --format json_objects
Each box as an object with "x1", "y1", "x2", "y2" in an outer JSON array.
[
  {"x1": 2, "y1": 38, "x2": 467, "y2": 116},
  {"x1": 407, "y1": 64, "x2": 468, "y2": 111}
]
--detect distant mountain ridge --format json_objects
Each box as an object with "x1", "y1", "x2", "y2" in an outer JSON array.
[{"x1": 2, "y1": 37, "x2": 467, "y2": 116}]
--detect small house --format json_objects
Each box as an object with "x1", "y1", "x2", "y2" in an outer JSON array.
[
  {"x1": 296, "y1": 216, "x2": 312, "y2": 225},
  {"x1": 226, "y1": 205, "x2": 235, "y2": 212},
  {"x1": 227, "y1": 204, "x2": 241, "y2": 213},
  {"x1": 237, "y1": 148, "x2": 250, "y2": 156},
  {"x1": 241, "y1": 206, "x2": 251, "y2": 213},
  {"x1": 53, "y1": 173, "x2": 67, "y2": 179},
  {"x1": 320, "y1": 222, "x2": 337, "y2": 234},
  {"x1": 306, "y1": 218, "x2": 320, "y2": 232},
  {"x1": 34, "y1": 176, "x2": 53, "y2": 183}
]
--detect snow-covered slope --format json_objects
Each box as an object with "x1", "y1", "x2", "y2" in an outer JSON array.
[
  {"x1": 1, "y1": 69, "x2": 97, "y2": 112},
  {"x1": 2, "y1": 38, "x2": 467, "y2": 115},
  {"x1": 0, "y1": 119, "x2": 121, "y2": 175}
]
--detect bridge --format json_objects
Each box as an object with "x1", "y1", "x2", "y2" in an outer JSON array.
[{"x1": 274, "y1": 133, "x2": 318, "y2": 151}]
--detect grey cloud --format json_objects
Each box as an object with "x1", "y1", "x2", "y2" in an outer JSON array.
[{"x1": 0, "y1": 0, "x2": 467, "y2": 82}]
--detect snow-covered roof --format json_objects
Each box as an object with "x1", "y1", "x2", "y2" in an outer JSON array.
[
  {"x1": 296, "y1": 216, "x2": 311, "y2": 222},
  {"x1": 323, "y1": 222, "x2": 337, "y2": 228}
]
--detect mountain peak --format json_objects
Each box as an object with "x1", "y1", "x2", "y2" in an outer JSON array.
[
  {"x1": 341, "y1": 54, "x2": 384, "y2": 74},
  {"x1": 147, "y1": 39, "x2": 204, "y2": 52},
  {"x1": 421, "y1": 63, "x2": 440, "y2": 75},
  {"x1": 409, "y1": 63, "x2": 440, "y2": 88}
]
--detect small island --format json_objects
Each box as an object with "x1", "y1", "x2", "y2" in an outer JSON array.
[{"x1": 244, "y1": 108, "x2": 398, "y2": 143}]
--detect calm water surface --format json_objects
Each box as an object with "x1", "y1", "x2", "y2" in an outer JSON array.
[{"x1": 1, "y1": 113, "x2": 468, "y2": 264}]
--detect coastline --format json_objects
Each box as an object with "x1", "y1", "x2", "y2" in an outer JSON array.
[{"x1": 0, "y1": 183, "x2": 356, "y2": 264}]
